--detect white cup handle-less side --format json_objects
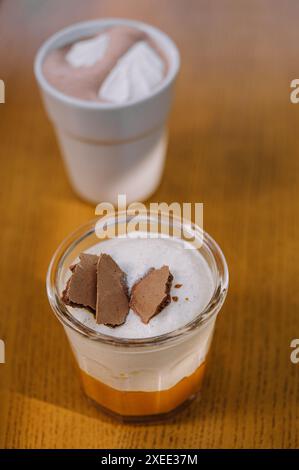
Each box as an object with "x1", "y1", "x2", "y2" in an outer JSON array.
[{"x1": 34, "y1": 19, "x2": 180, "y2": 204}]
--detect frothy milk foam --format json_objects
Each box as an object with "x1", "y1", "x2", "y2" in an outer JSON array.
[{"x1": 68, "y1": 236, "x2": 214, "y2": 338}]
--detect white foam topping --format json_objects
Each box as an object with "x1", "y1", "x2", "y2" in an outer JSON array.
[
  {"x1": 66, "y1": 34, "x2": 109, "y2": 67},
  {"x1": 65, "y1": 32, "x2": 165, "y2": 103},
  {"x1": 67, "y1": 235, "x2": 215, "y2": 339},
  {"x1": 99, "y1": 41, "x2": 165, "y2": 103}
]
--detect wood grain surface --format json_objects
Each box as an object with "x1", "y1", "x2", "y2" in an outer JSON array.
[{"x1": 0, "y1": 0, "x2": 299, "y2": 449}]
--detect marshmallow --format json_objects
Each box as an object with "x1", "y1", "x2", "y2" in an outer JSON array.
[
  {"x1": 99, "y1": 41, "x2": 165, "y2": 103},
  {"x1": 66, "y1": 33, "x2": 109, "y2": 67}
]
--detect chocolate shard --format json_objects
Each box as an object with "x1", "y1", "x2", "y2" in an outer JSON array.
[
  {"x1": 96, "y1": 254, "x2": 129, "y2": 326},
  {"x1": 61, "y1": 253, "x2": 98, "y2": 312},
  {"x1": 129, "y1": 266, "x2": 173, "y2": 324}
]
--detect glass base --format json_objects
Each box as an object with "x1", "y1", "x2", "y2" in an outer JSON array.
[{"x1": 86, "y1": 391, "x2": 200, "y2": 424}]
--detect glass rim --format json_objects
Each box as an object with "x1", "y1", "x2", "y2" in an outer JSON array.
[{"x1": 46, "y1": 212, "x2": 229, "y2": 348}]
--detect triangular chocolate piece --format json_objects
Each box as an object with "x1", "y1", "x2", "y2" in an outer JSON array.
[
  {"x1": 129, "y1": 266, "x2": 173, "y2": 324},
  {"x1": 96, "y1": 254, "x2": 129, "y2": 326},
  {"x1": 62, "y1": 253, "x2": 98, "y2": 311}
]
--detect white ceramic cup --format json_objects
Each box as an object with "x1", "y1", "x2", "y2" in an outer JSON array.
[{"x1": 34, "y1": 19, "x2": 180, "y2": 204}]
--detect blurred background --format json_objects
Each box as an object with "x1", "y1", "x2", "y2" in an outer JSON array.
[{"x1": 0, "y1": 0, "x2": 299, "y2": 449}]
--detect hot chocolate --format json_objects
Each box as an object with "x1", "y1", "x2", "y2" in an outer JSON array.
[{"x1": 43, "y1": 26, "x2": 167, "y2": 103}]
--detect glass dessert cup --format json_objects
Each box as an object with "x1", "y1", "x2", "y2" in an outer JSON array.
[{"x1": 46, "y1": 212, "x2": 229, "y2": 422}]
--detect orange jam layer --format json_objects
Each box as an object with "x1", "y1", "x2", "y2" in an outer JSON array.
[{"x1": 79, "y1": 361, "x2": 206, "y2": 416}]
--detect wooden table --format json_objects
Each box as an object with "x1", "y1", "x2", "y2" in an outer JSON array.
[{"x1": 0, "y1": 0, "x2": 298, "y2": 449}]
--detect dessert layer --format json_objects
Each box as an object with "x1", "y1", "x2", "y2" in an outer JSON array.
[
  {"x1": 65, "y1": 235, "x2": 214, "y2": 338},
  {"x1": 79, "y1": 361, "x2": 206, "y2": 416},
  {"x1": 63, "y1": 234, "x2": 216, "y2": 392},
  {"x1": 65, "y1": 317, "x2": 214, "y2": 391}
]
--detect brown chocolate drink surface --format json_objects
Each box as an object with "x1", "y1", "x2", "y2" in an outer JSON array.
[{"x1": 43, "y1": 25, "x2": 167, "y2": 102}]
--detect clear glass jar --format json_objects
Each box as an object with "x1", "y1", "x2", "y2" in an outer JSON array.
[{"x1": 46, "y1": 212, "x2": 228, "y2": 422}]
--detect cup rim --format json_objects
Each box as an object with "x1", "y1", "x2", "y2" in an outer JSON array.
[
  {"x1": 46, "y1": 212, "x2": 229, "y2": 348},
  {"x1": 34, "y1": 18, "x2": 180, "y2": 110}
]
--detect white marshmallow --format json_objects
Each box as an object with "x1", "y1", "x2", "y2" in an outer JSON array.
[
  {"x1": 66, "y1": 34, "x2": 109, "y2": 67},
  {"x1": 66, "y1": 32, "x2": 165, "y2": 103},
  {"x1": 99, "y1": 41, "x2": 165, "y2": 103}
]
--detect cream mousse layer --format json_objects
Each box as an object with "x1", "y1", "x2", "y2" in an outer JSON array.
[
  {"x1": 63, "y1": 235, "x2": 216, "y2": 391},
  {"x1": 43, "y1": 26, "x2": 167, "y2": 103}
]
